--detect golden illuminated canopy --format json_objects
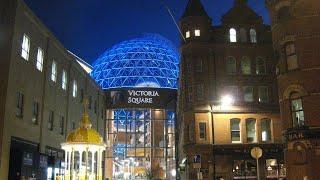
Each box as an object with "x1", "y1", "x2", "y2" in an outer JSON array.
[{"x1": 65, "y1": 99, "x2": 104, "y2": 145}]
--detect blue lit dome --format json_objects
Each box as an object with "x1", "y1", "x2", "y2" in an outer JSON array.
[{"x1": 91, "y1": 34, "x2": 180, "y2": 90}]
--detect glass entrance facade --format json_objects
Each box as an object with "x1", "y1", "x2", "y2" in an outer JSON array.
[{"x1": 106, "y1": 109, "x2": 175, "y2": 179}]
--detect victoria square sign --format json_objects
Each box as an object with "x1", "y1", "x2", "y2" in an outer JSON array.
[{"x1": 106, "y1": 88, "x2": 177, "y2": 109}]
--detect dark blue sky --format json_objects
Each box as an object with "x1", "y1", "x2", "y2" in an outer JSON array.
[{"x1": 24, "y1": 0, "x2": 269, "y2": 64}]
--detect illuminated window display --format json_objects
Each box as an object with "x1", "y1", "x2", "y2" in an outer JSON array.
[{"x1": 91, "y1": 34, "x2": 179, "y2": 179}]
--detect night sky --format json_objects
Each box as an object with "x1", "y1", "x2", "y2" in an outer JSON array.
[{"x1": 24, "y1": 0, "x2": 270, "y2": 64}]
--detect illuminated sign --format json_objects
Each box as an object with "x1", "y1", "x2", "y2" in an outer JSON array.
[
  {"x1": 106, "y1": 88, "x2": 176, "y2": 109},
  {"x1": 128, "y1": 90, "x2": 159, "y2": 104}
]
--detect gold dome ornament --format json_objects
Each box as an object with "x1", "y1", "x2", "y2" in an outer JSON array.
[{"x1": 61, "y1": 99, "x2": 106, "y2": 180}]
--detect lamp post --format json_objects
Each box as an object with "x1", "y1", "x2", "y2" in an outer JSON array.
[{"x1": 210, "y1": 95, "x2": 234, "y2": 180}]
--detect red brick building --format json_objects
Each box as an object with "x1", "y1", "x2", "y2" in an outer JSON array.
[
  {"x1": 177, "y1": 0, "x2": 285, "y2": 179},
  {"x1": 266, "y1": 0, "x2": 320, "y2": 179}
]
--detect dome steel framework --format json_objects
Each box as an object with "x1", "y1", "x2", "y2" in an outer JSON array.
[{"x1": 91, "y1": 34, "x2": 180, "y2": 89}]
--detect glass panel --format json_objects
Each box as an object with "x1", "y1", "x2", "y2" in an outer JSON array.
[
  {"x1": 226, "y1": 57, "x2": 236, "y2": 74},
  {"x1": 231, "y1": 119, "x2": 240, "y2": 143},
  {"x1": 291, "y1": 98, "x2": 305, "y2": 126},
  {"x1": 243, "y1": 86, "x2": 254, "y2": 102},
  {"x1": 230, "y1": 28, "x2": 237, "y2": 42},
  {"x1": 241, "y1": 57, "x2": 251, "y2": 75},
  {"x1": 246, "y1": 119, "x2": 256, "y2": 143},
  {"x1": 259, "y1": 86, "x2": 269, "y2": 103},
  {"x1": 250, "y1": 29, "x2": 257, "y2": 43},
  {"x1": 261, "y1": 119, "x2": 271, "y2": 142},
  {"x1": 199, "y1": 122, "x2": 206, "y2": 140},
  {"x1": 256, "y1": 57, "x2": 266, "y2": 75},
  {"x1": 240, "y1": 28, "x2": 247, "y2": 43}
]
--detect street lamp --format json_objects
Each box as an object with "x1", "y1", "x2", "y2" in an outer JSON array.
[{"x1": 221, "y1": 95, "x2": 234, "y2": 107}]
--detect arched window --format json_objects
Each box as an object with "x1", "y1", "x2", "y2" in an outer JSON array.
[
  {"x1": 250, "y1": 29, "x2": 257, "y2": 43},
  {"x1": 256, "y1": 57, "x2": 266, "y2": 75},
  {"x1": 246, "y1": 118, "x2": 256, "y2": 143},
  {"x1": 241, "y1": 57, "x2": 251, "y2": 75},
  {"x1": 290, "y1": 93, "x2": 305, "y2": 127},
  {"x1": 239, "y1": 28, "x2": 247, "y2": 43},
  {"x1": 230, "y1": 28, "x2": 237, "y2": 42},
  {"x1": 226, "y1": 56, "x2": 237, "y2": 74},
  {"x1": 261, "y1": 118, "x2": 272, "y2": 142},
  {"x1": 230, "y1": 118, "x2": 241, "y2": 143}
]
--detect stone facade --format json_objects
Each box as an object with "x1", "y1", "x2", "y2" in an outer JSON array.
[
  {"x1": 266, "y1": 0, "x2": 320, "y2": 179},
  {"x1": 0, "y1": 0, "x2": 106, "y2": 179},
  {"x1": 177, "y1": 0, "x2": 284, "y2": 179}
]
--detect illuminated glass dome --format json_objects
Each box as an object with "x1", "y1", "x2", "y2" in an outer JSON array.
[{"x1": 91, "y1": 34, "x2": 180, "y2": 89}]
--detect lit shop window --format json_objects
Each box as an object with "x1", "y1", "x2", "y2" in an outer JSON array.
[
  {"x1": 72, "y1": 80, "x2": 78, "y2": 98},
  {"x1": 246, "y1": 118, "x2": 256, "y2": 143},
  {"x1": 195, "y1": 29, "x2": 200, "y2": 37},
  {"x1": 259, "y1": 86, "x2": 269, "y2": 103},
  {"x1": 256, "y1": 57, "x2": 266, "y2": 75},
  {"x1": 230, "y1": 118, "x2": 241, "y2": 143},
  {"x1": 186, "y1": 31, "x2": 190, "y2": 38},
  {"x1": 290, "y1": 93, "x2": 305, "y2": 127},
  {"x1": 21, "y1": 34, "x2": 30, "y2": 60},
  {"x1": 250, "y1": 29, "x2": 257, "y2": 43},
  {"x1": 241, "y1": 57, "x2": 251, "y2": 75},
  {"x1": 61, "y1": 70, "x2": 67, "y2": 90},
  {"x1": 199, "y1": 122, "x2": 206, "y2": 140},
  {"x1": 229, "y1": 28, "x2": 237, "y2": 42},
  {"x1": 51, "y1": 61, "x2": 57, "y2": 82},
  {"x1": 243, "y1": 86, "x2": 254, "y2": 102},
  {"x1": 36, "y1": 48, "x2": 44, "y2": 71},
  {"x1": 261, "y1": 118, "x2": 271, "y2": 142}
]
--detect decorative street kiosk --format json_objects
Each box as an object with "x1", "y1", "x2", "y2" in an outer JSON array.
[{"x1": 61, "y1": 101, "x2": 106, "y2": 180}]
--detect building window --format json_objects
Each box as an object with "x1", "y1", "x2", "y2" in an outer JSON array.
[
  {"x1": 290, "y1": 93, "x2": 305, "y2": 127},
  {"x1": 229, "y1": 28, "x2": 237, "y2": 42},
  {"x1": 195, "y1": 29, "x2": 200, "y2": 37},
  {"x1": 72, "y1": 121, "x2": 76, "y2": 130},
  {"x1": 199, "y1": 122, "x2": 206, "y2": 140},
  {"x1": 258, "y1": 86, "x2": 269, "y2": 103},
  {"x1": 225, "y1": 86, "x2": 238, "y2": 101},
  {"x1": 230, "y1": 118, "x2": 241, "y2": 143},
  {"x1": 80, "y1": 88, "x2": 84, "y2": 103},
  {"x1": 285, "y1": 43, "x2": 298, "y2": 70},
  {"x1": 188, "y1": 86, "x2": 193, "y2": 102},
  {"x1": 72, "y1": 80, "x2": 77, "y2": 98},
  {"x1": 51, "y1": 61, "x2": 57, "y2": 82},
  {"x1": 243, "y1": 86, "x2": 254, "y2": 102},
  {"x1": 241, "y1": 57, "x2": 251, "y2": 75},
  {"x1": 250, "y1": 29, "x2": 257, "y2": 43},
  {"x1": 59, "y1": 116, "x2": 64, "y2": 135},
  {"x1": 36, "y1": 48, "x2": 44, "y2": 71},
  {"x1": 261, "y1": 118, "x2": 271, "y2": 142},
  {"x1": 256, "y1": 57, "x2": 266, "y2": 75},
  {"x1": 246, "y1": 118, "x2": 256, "y2": 143},
  {"x1": 186, "y1": 31, "x2": 190, "y2": 38},
  {"x1": 21, "y1": 34, "x2": 30, "y2": 60},
  {"x1": 62, "y1": 70, "x2": 67, "y2": 90},
  {"x1": 195, "y1": 59, "x2": 203, "y2": 72},
  {"x1": 226, "y1": 56, "x2": 237, "y2": 74},
  {"x1": 196, "y1": 84, "x2": 204, "y2": 100},
  {"x1": 48, "y1": 111, "x2": 54, "y2": 131},
  {"x1": 16, "y1": 92, "x2": 24, "y2": 118},
  {"x1": 89, "y1": 96, "x2": 92, "y2": 109},
  {"x1": 239, "y1": 28, "x2": 247, "y2": 43},
  {"x1": 32, "y1": 101, "x2": 39, "y2": 124}
]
